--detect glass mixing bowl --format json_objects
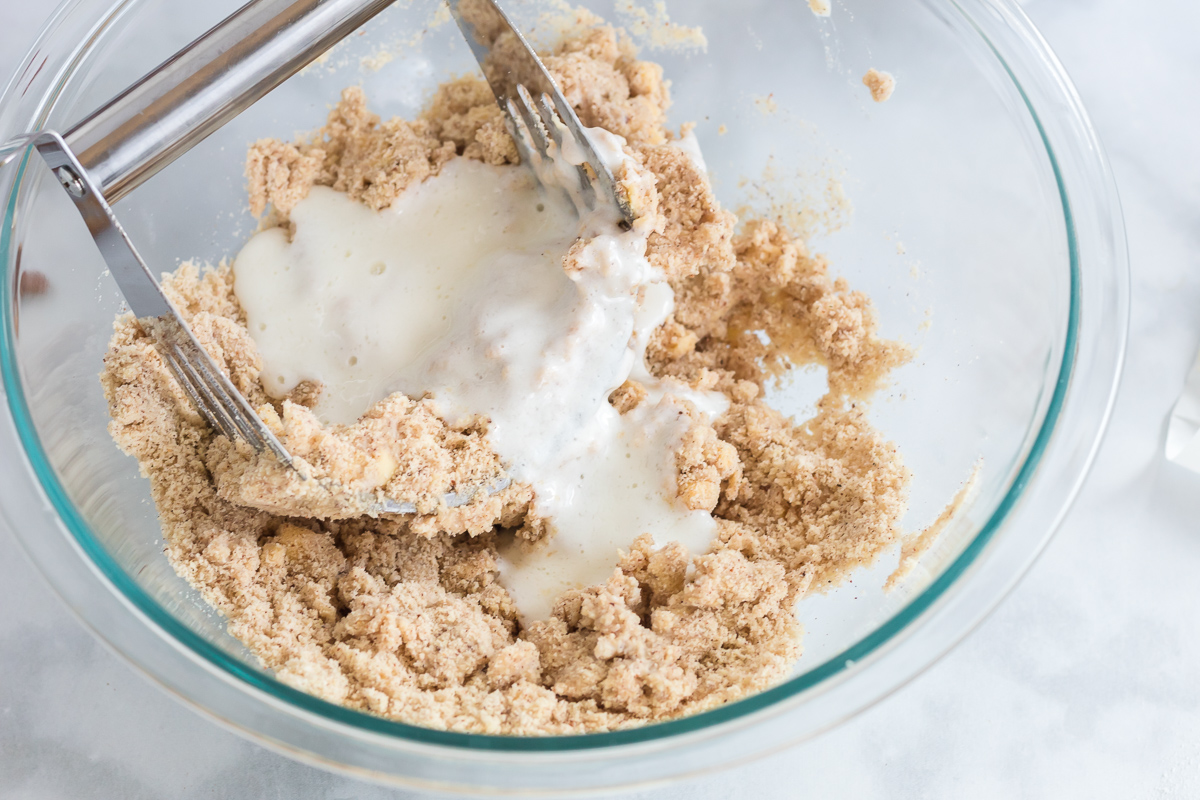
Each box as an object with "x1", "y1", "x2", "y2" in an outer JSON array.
[{"x1": 0, "y1": 0, "x2": 1127, "y2": 793}]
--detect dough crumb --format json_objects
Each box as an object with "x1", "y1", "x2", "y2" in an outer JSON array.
[
  {"x1": 863, "y1": 68, "x2": 897, "y2": 103},
  {"x1": 886, "y1": 462, "x2": 981, "y2": 590},
  {"x1": 615, "y1": 0, "x2": 708, "y2": 52},
  {"x1": 754, "y1": 94, "x2": 779, "y2": 115},
  {"x1": 808, "y1": 0, "x2": 832, "y2": 17}
]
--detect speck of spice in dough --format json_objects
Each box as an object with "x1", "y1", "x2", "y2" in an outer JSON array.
[
  {"x1": 863, "y1": 68, "x2": 897, "y2": 103},
  {"x1": 100, "y1": 25, "x2": 913, "y2": 736}
]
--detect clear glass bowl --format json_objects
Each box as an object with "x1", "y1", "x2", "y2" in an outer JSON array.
[{"x1": 0, "y1": 0, "x2": 1127, "y2": 793}]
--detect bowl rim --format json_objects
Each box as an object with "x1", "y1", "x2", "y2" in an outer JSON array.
[{"x1": 0, "y1": 0, "x2": 1111, "y2": 759}]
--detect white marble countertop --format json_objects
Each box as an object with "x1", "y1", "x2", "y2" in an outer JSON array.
[{"x1": 3, "y1": 0, "x2": 1198, "y2": 796}]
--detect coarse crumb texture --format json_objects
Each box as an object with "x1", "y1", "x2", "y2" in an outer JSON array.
[
  {"x1": 863, "y1": 68, "x2": 897, "y2": 103},
  {"x1": 101, "y1": 26, "x2": 911, "y2": 735}
]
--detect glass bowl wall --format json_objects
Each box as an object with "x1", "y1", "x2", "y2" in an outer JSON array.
[{"x1": 0, "y1": 0, "x2": 1127, "y2": 793}]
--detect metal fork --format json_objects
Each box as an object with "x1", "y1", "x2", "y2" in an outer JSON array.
[
  {"x1": 1, "y1": 0, "x2": 512, "y2": 516},
  {"x1": 4, "y1": 130, "x2": 297, "y2": 472},
  {"x1": 448, "y1": 0, "x2": 636, "y2": 228}
]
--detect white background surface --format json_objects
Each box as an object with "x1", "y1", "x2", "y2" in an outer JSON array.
[{"x1": 2, "y1": 0, "x2": 1198, "y2": 797}]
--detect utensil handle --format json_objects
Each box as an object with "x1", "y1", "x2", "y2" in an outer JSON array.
[{"x1": 63, "y1": 0, "x2": 395, "y2": 203}]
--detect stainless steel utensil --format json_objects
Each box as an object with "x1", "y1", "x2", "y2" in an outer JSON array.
[
  {"x1": 448, "y1": 0, "x2": 635, "y2": 227},
  {"x1": 0, "y1": 0, "x2": 513, "y2": 516}
]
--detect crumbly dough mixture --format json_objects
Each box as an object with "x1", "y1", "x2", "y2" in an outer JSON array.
[
  {"x1": 102, "y1": 26, "x2": 911, "y2": 734},
  {"x1": 863, "y1": 68, "x2": 897, "y2": 103}
]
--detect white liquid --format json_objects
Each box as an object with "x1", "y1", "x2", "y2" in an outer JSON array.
[
  {"x1": 233, "y1": 132, "x2": 725, "y2": 622},
  {"x1": 499, "y1": 396, "x2": 718, "y2": 620},
  {"x1": 235, "y1": 159, "x2": 578, "y2": 425}
]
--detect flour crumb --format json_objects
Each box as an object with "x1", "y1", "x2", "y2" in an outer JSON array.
[
  {"x1": 359, "y1": 50, "x2": 395, "y2": 72},
  {"x1": 753, "y1": 94, "x2": 779, "y2": 115},
  {"x1": 739, "y1": 156, "x2": 855, "y2": 242},
  {"x1": 863, "y1": 68, "x2": 896, "y2": 103},
  {"x1": 886, "y1": 463, "x2": 981, "y2": 590},
  {"x1": 615, "y1": 0, "x2": 708, "y2": 52}
]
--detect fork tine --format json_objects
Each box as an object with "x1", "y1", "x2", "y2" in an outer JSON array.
[
  {"x1": 533, "y1": 94, "x2": 563, "y2": 149},
  {"x1": 183, "y1": 343, "x2": 261, "y2": 445},
  {"x1": 513, "y1": 85, "x2": 551, "y2": 160},
  {"x1": 172, "y1": 347, "x2": 249, "y2": 444},
  {"x1": 505, "y1": 92, "x2": 585, "y2": 220},
  {"x1": 164, "y1": 328, "x2": 293, "y2": 465},
  {"x1": 159, "y1": 348, "x2": 210, "y2": 426},
  {"x1": 158, "y1": 331, "x2": 260, "y2": 450},
  {"x1": 503, "y1": 98, "x2": 538, "y2": 168},
  {"x1": 160, "y1": 345, "x2": 239, "y2": 441},
  {"x1": 450, "y1": 0, "x2": 635, "y2": 225},
  {"x1": 536, "y1": 93, "x2": 597, "y2": 211}
]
